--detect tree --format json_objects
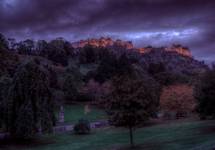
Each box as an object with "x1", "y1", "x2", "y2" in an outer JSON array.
[
  {"x1": 95, "y1": 53, "x2": 132, "y2": 83},
  {"x1": 7, "y1": 60, "x2": 56, "y2": 138},
  {"x1": 63, "y1": 63, "x2": 83, "y2": 103},
  {"x1": 147, "y1": 62, "x2": 190, "y2": 86},
  {"x1": 0, "y1": 43, "x2": 18, "y2": 76},
  {"x1": 17, "y1": 39, "x2": 35, "y2": 55},
  {"x1": 160, "y1": 84, "x2": 196, "y2": 119},
  {"x1": 0, "y1": 33, "x2": 9, "y2": 50},
  {"x1": 148, "y1": 62, "x2": 166, "y2": 75},
  {"x1": 64, "y1": 41, "x2": 75, "y2": 56},
  {"x1": 47, "y1": 38, "x2": 68, "y2": 65},
  {"x1": 154, "y1": 71, "x2": 189, "y2": 86},
  {"x1": 7, "y1": 38, "x2": 16, "y2": 50},
  {"x1": 106, "y1": 75, "x2": 160, "y2": 147},
  {"x1": 81, "y1": 79, "x2": 100, "y2": 101},
  {"x1": 0, "y1": 76, "x2": 12, "y2": 130},
  {"x1": 194, "y1": 65, "x2": 215, "y2": 119},
  {"x1": 95, "y1": 51, "x2": 117, "y2": 82},
  {"x1": 36, "y1": 40, "x2": 49, "y2": 55},
  {"x1": 79, "y1": 45, "x2": 97, "y2": 64},
  {"x1": 81, "y1": 79, "x2": 112, "y2": 104},
  {"x1": 63, "y1": 74, "x2": 79, "y2": 102}
]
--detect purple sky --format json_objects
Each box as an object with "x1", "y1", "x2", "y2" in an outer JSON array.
[{"x1": 0, "y1": 0, "x2": 215, "y2": 63}]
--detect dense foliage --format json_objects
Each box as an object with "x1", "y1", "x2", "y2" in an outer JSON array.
[
  {"x1": 63, "y1": 64, "x2": 83, "y2": 103},
  {"x1": 106, "y1": 73, "x2": 160, "y2": 146},
  {"x1": 0, "y1": 33, "x2": 9, "y2": 50},
  {"x1": 194, "y1": 65, "x2": 215, "y2": 119},
  {"x1": 6, "y1": 60, "x2": 56, "y2": 138},
  {"x1": 160, "y1": 84, "x2": 196, "y2": 119},
  {"x1": 0, "y1": 76, "x2": 12, "y2": 129}
]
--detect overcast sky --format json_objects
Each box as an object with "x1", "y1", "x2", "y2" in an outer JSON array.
[{"x1": 0, "y1": 0, "x2": 215, "y2": 63}]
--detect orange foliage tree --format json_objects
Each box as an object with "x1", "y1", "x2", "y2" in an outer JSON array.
[{"x1": 160, "y1": 84, "x2": 196, "y2": 118}]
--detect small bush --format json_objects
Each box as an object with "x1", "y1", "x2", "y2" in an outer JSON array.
[{"x1": 73, "y1": 119, "x2": 91, "y2": 135}]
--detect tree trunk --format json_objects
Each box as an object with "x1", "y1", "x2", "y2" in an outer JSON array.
[{"x1": 129, "y1": 126, "x2": 134, "y2": 147}]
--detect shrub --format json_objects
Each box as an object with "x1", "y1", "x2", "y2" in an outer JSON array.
[{"x1": 73, "y1": 119, "x2": 91, "y2": 135}]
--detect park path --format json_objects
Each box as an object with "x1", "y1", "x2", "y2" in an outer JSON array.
[
  {"x1": 53, "y1": 120, "x2": 109, "y2": 133},
  {"x1": 0, "y1": 120, "x2": 109, "y2": 139}
]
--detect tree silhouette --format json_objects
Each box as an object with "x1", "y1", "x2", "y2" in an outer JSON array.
[
  {"x1": 194, "y1": 65, "x2": 215, "y2": 119},
  {"x1": 7, "y1": 60, "x2": 56, "y2": 138},
  {"x1": 106, "y1": 75, "x2": 160, "y2": 147}
]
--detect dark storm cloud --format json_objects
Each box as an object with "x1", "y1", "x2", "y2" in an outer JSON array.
[{"x1": 0, "y1": 0, "x2": 215, "y2": 62}]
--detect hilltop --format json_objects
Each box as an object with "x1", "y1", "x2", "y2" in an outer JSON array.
[{"x1": 72, "y1": 37, "x2": 192, "y2": 57}]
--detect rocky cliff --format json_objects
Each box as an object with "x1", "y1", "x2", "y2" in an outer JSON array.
[
  {"x1": 72, "y1": 37, "x2": 134, "y2": 50},
  {"x1": 72, "y1": 38, "x2": 192, "y2": 58},
  {"x1": 138, "y1": 45, "x2": 192, "y2": 57}
]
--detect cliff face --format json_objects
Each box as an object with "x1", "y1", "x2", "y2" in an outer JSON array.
[
  {"x1": 138, "y1": 45, "x2": 192, "y2": 58},
  {"x1": 72, "y1": 38, "x2": 192, "y2": 58},
  {"x1": 72, "y1": 37, "x2": 134, "y2": 50},
  {"x1": 165, "y1": 45, "x2": 192, "y2": 57}
]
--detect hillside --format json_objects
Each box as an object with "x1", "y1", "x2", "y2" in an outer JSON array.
[{"x1": 0, "y1": 37, "x2": 208, "y2": 85}]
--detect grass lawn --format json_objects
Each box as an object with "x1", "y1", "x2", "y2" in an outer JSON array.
[
  {"x1": 61, "y1": 105, "x2": 107, "y2": 124},
  {"x1": 1, "y1": 120, "x2": 215, "y2": 150}
]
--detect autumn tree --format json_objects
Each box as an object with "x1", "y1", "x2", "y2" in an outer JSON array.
[
  {"x1": 194, "y1": 65, "x2": 215, "y2": 119},
  {"x1": 106, "y1": 75, "x2": 160, "y2": 147},
  {"x1": 7, "y1": 60, "x2": 56, "y2": 138},
  {"x1": 160, "y1": 84, "x2": 196, "y2": 119}
]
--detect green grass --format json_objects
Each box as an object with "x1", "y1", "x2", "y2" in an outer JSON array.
[
  {"x1": 2, "y1": 120, "x2": 215, "y2": 150},
  {"x1": 62, "y1": 105, "x2": 107, "y2": 123}
]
